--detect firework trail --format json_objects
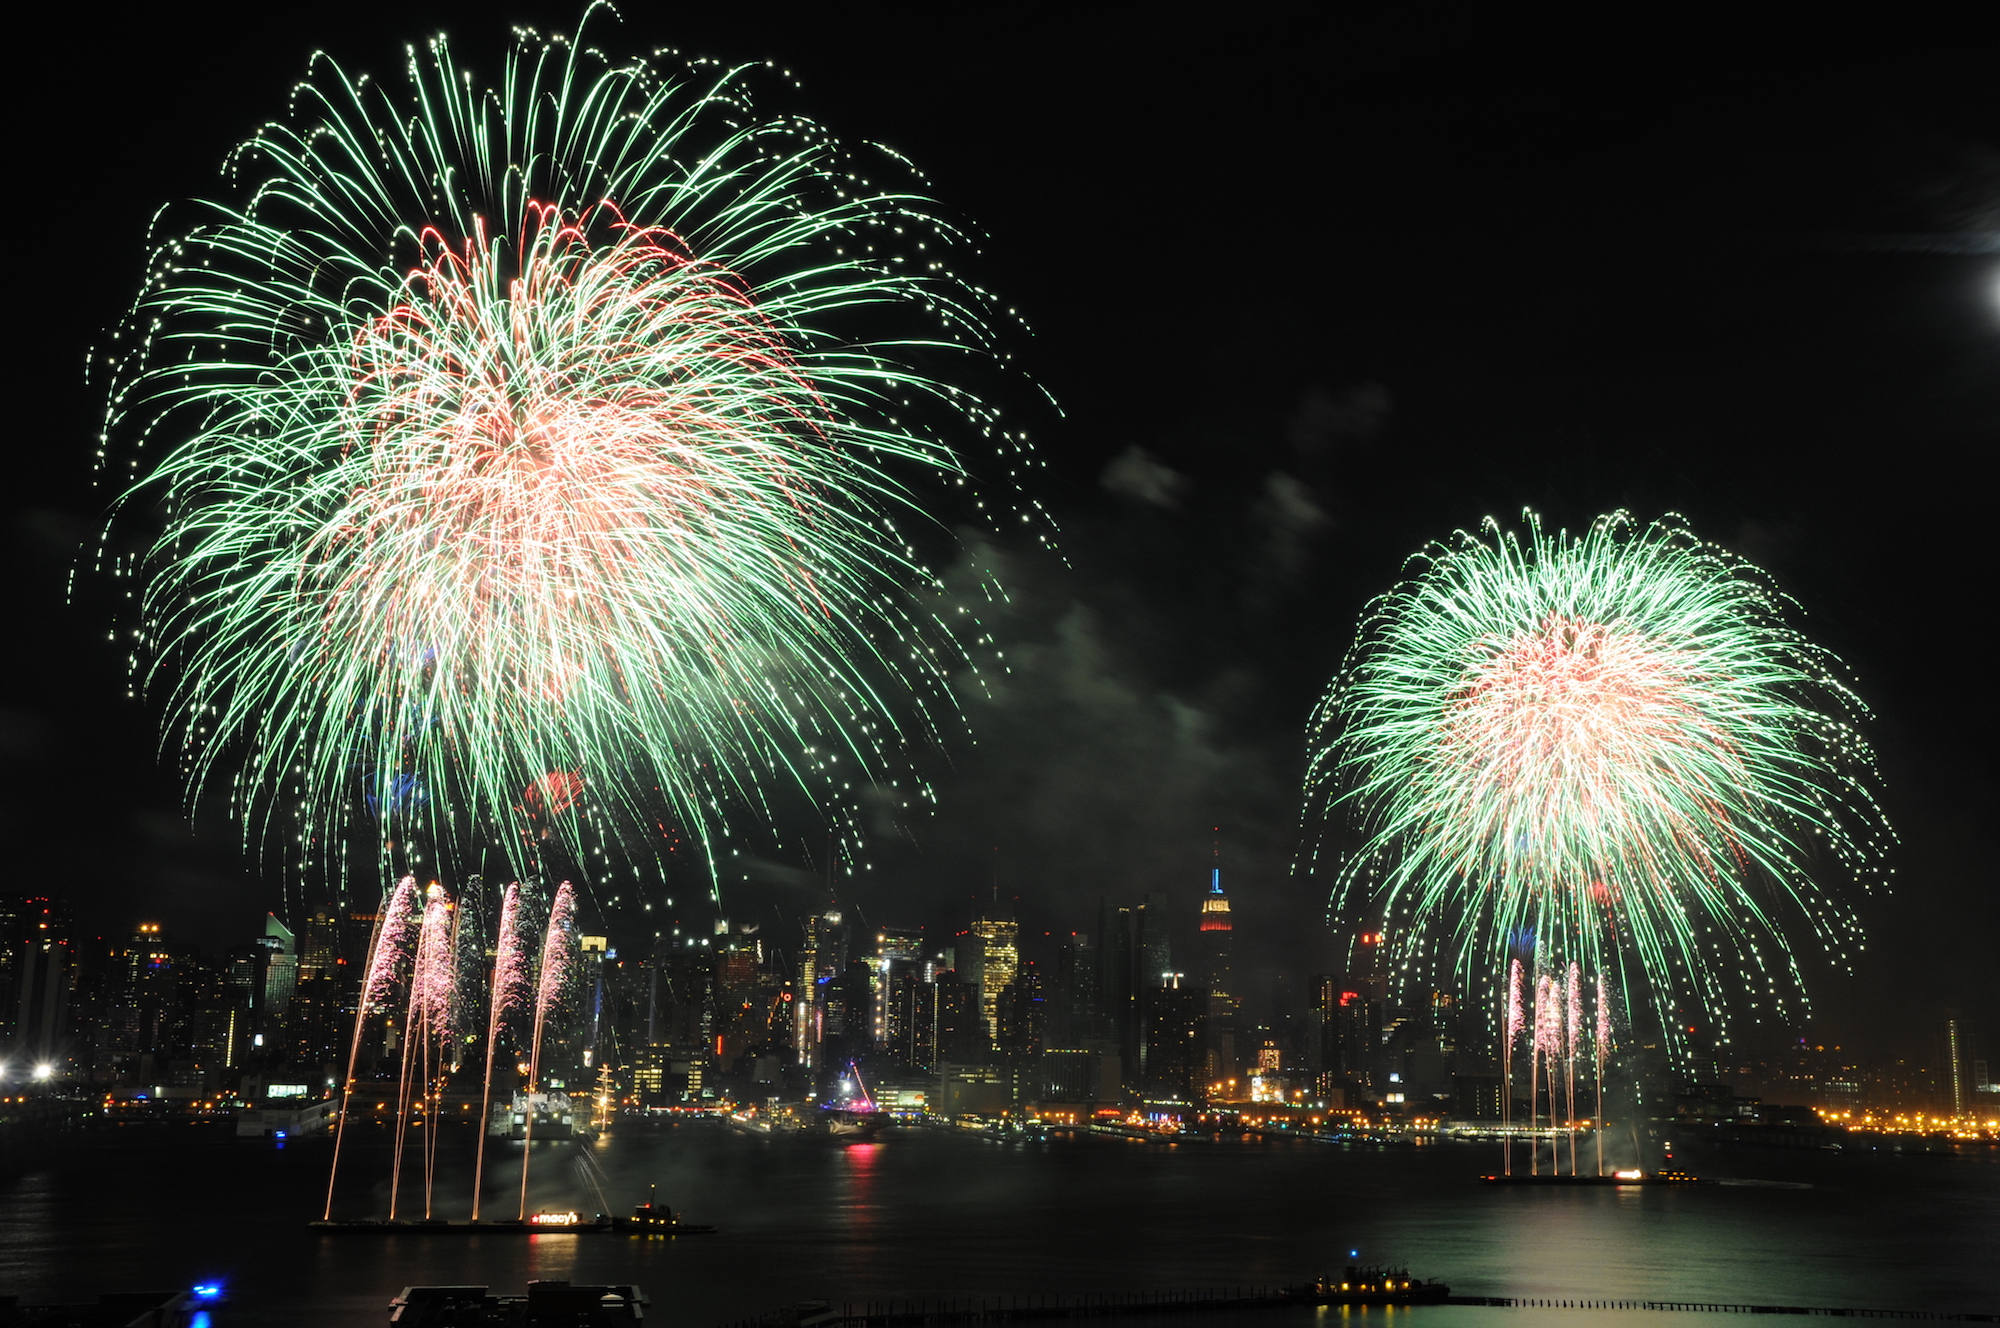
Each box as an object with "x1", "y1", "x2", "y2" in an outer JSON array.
[
  {"x1": 323, "y1": 876, "x2": 420, "y2": 1219},
  {"x1": 101, "y1": 11, "x2": 1037, "y2": 902},
  {"x1": 1532, "y1": 972, "x2": 1562, "y2": 1174},
  {"x1": 1305, "y1": 511, "x2": 1890, "y2": 1056},
  {"x1": 1564, "y1": 962, "x2": 1582, "y2": 1174},
  {"x1": 520, "y1": 881, "x2": 578, "y2": 1219},
  {"x1": 1595, "y1": 971, "x2": 1613, "y2": 1175},
  {"x1": 390, "y1": 888, "x2": 455, "y2": 1218},
  {"x1": 403, "y1": 888, "x2": 462, "y2": 1218},
  {"x1": 473, "y1": 881, "x2": 530, "y2": 1220},
  {"x1": 1503, "y1": 957, "x2": 1524, "y2": 1175}
]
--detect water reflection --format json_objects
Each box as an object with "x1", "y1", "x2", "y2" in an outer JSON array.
[{"x1": 0, "y1": 1126, "x2": 1991, "y2": 1328}]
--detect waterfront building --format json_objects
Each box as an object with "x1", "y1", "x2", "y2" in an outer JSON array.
[
  {"x1": 935, "y1": 1060, "x2": 1010, "y2": 1117},
  {"x1": 1452, "y1": 1072, "x2": 1503, "y2": 1120}
]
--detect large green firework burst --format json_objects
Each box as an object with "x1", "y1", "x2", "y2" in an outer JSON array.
[
  {"x1": 99, "y1": 11, "x2": 1044, "y2": 901},
  {"x1": 1304, "y1": 511, "x2": 1891, "y2": 1052}
]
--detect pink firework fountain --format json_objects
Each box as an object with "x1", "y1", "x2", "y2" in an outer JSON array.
[
  {"x1": 519, "y1": 881, "x2": 577, "y2": 1220},
  {"x1": 1531, "y1": 972, "x2": 1562, "y2": 1175},
  {"x1": 323, "y1": 876, "x2": 421, "y2": 1220},
  {"x1": 472, "y1": 883, "x2": 531, "y2": 1220},
  {"x1": 391, "y1": 886, "x2": 458, "y2": 1219},
  {"x1": 1502, "y1": 958, "x2": 1524, "y2": 1175}
]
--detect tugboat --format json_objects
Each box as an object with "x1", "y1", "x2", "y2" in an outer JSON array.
[
  {"x1": 1285, "y1": 1265, "x2": 1451, "y2": 1305},
  {"x1": 612, "y1": 1185, "x2": 717, "y2": 1235}
]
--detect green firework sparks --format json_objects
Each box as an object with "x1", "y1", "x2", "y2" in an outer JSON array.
[
  {"x1": 1304, "y1": 511, "x2": 1891, "y2": 1050},
  {"x1": 98, "y1": 13, "x2": 1045, "y2": 899}
]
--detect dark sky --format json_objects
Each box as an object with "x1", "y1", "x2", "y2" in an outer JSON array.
[{"x1": 7, "y1": 9, "x2": 1996, "y2": 1059}]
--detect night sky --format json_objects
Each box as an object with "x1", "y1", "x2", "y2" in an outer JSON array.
[{"x1": 7, "y1": 10, "x2": 1995, "y2": 1059}]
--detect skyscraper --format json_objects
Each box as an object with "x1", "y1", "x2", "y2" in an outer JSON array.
[
  {"x1": 1134, "y1": 896, "x2": 1172, "y2": 989},
  {"x1": 871, "y1": 925, "x2": 925, "y2": 1051},
  {"x1": 1142, "y1": 976, "x2": 1210, "y2": 1105},
  {"x1": 968, "y1": 904, "x2": 1018, "y2": 1045},
  {"x1": 794, "y1": 914, "x2": 822, "y2": 1067},
  {"x1": 1197, "y1": 856, "x2": 1237, "y2": 1085},
  {"x1": 1095, "y1": 901, "x2": 1136, "y2": 1070},
  {"x1": 996, "y1": 961, "x2": 1045, "y2": 1056},
  {"x1": 1942, "y1": 1017, "x2": 1967, "y2": 1116},
  {"x1": 260, "y1": 914, "x2": 297, "y2": 1017}
]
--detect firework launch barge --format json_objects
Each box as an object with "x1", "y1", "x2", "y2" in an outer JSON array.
[
  {"x1": 1478, "y1": 1169, "x2": 1709, "y2": 1186},
  {"x1": 311, "y1": 1197, "x2": 716, "y2": 1235}
]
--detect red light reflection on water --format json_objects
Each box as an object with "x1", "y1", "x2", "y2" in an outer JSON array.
[{"x1": 842, "y1": 1142, "x2": 881, "y2": 1238}]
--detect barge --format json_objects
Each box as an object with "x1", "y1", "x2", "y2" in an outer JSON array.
[
  {"x1": 312, "y1": 1195, "x2": 715, "y2": 1235},
  {"x1": 1479, "y1": 1168, "x2": 1709, "y2": 1186}
]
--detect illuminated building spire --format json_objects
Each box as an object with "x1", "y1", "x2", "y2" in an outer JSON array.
[{"x1": 1200, "y1": 829, "x2": 1232, "y2": 933}]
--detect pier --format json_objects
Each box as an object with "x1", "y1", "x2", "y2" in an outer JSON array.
[{"x1": 717, "y1": 1289, "x2": 2000, "y2": 1328}]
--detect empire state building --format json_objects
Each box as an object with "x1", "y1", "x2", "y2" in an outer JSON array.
[{"x1": 1198, "y1": 862, "x2": 1237, "y2": 1083}]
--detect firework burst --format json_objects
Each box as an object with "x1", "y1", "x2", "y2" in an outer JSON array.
[
  {"x1": 1306, "y1": 511, "x2": 1890, "y2": 1051},
  {"x1": 100, "y1": 12, "x2": 1038, "y2": 898}
]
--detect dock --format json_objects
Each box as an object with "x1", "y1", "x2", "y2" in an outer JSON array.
[{"x1": 717, "y1": 1285, "x2": 1999, "y2": 1328}]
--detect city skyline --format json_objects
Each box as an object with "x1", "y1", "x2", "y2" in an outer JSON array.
[{"x1": 5, "y1": 863, "x2": 1988, "y2": 1126}]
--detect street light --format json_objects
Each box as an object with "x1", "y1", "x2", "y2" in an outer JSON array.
[{"x1": 32, "y1": 1063, "x2": 54, "y2": 1082}]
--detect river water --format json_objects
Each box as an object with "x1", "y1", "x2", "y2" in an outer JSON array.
[{"x1": 0, "y1": 1122, "x2": 1993, "y2": 1326}]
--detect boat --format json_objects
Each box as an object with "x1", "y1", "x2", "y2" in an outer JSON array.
[
  {"x1": 611, "y1": 1186, "x2": 718, "y2": 1235},
  {"x1": 1478, "y1": 1168, "x2": 1709, "y2": 1186},
  {"x1": 390, "y1": 1279, "x2": 646, "y2": 1324},
  {"x1": 487, "y1": 1090, "x2": 592, "y2": 1139},
  {"x1": 819, "y1": 1061, "x2": 891, "y2": 1140},
  {"x1": 1285, "y1": 1265, "x2": 1451, "y2": 1305}
]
